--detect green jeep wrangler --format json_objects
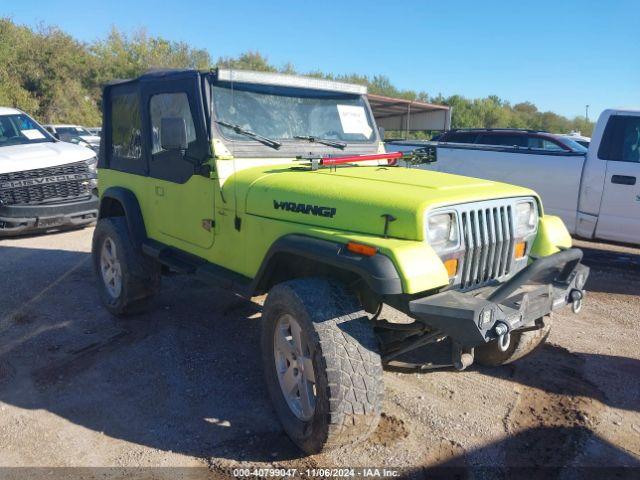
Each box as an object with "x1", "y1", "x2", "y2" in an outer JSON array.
[{"x1": 93, "y1": 69, "x2": 589, "y2": 453}]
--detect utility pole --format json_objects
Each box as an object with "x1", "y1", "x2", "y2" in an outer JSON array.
[{"x1": 585, "y1": 104, "x2": 589, "y2": 122}]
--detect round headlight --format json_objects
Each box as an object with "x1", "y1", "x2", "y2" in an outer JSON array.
[
  {"x1": 427, "y1": 212, "x2": 459, "y2": 251},
  {"x1": 515, "y1": 201, "x2": 538, "y2": 236}
]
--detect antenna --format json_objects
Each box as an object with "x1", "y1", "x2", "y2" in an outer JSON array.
[{"x1": 229, "y1": 64, "x2": 241, "y2": 231}]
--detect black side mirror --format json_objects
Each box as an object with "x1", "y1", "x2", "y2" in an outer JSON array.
[
  {"x1": 160, "y1": 117, "x2": 188, "y2": 151},
  {"x1": 53, "y1": 133, "x2": 61, "y2": 140}
]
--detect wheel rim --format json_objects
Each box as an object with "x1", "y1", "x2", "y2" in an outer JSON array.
[
  {"x1": 100, "y1": 237, "x2": 122, "y2": 299},
  {"x1": 572, "y1": 298, "x2": 583, "y2": 314},
  {"x1": 498, "y1": 332, "x2": 511, "y2": 352},
  {"x1": 273, "y1": 314, "x2": 316, "y2": 421}
]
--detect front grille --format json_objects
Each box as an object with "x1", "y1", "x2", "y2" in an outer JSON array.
[
  {"x1": 0, "y1": 161, "x2": 92, "y2": 206},
  {"x1": 459, "y1": 202, "x2": 515, "y2": 289}
]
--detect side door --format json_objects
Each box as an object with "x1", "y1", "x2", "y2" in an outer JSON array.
[
  {"x1": 433, "y1": 133, "x2": 528, "y2": 179},
  {"x1": 141, "y1": 73, "x2": 215, "y2": 252},
  {"x1": 435, "y1": 133, "x2": 584, "y2": 230},
  {"x1": 594, "y1": 114, "x2": 640, "y2": 244},
  {"x1": 516, "y1": 135, "x2": 585, "y2": 232}
]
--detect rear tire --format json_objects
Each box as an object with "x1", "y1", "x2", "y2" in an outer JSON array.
[
  {"x1": 261, "y1": 278, "x2": 383, "y2": 453},
  {"x1": 475, "y1": 315, "x2": 553, "y2": 367},
  {"x1": 92, "y1": 217, "x2": 160, "y2": 316}
]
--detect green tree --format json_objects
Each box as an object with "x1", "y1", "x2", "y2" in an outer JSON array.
[
  {"x1": 0, "y1": 20, "x2": 42, "y2": 113},
  {"x1": 216, "y1": 51, "x2": 276, "y2": 72},
  {"x1": 0, "y1": 18, "x2": 595, "y2": 135},
  {"x1": 92, "y1": 27, "x2": 211, "y2": 83}
]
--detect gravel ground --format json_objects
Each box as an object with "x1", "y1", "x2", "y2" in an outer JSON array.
[{"x1": 0, "y1": 228, "x2": 638, "y2": 479}]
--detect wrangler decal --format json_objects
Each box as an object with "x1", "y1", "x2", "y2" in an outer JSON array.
[{"x1": 273, "y1": 200, "x2": 337, "y2": 218}]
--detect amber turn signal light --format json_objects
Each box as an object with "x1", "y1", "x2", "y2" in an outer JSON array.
[
  {"x1": 444, "y1": 258, "x2": 458, "y2": 277},
  {"x1": 515, "y1": 241, "x2": 527, "y2": 259},
  {"x1": 346, "y1": 241, "x2": 378, "y2": 257}
]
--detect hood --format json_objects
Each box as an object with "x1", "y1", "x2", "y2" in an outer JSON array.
[
  {"x1": 239, "y1": 164, "x2": 538, "y2": 241},
  {"x1": 0, "y1": 141, "x2": 95, "y2": 174}
]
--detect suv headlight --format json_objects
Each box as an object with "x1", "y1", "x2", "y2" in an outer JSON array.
[
  {"x1": 515, "y1": 200, "x2": 538, "y2": 236},
  {"x1": 86, "y1": 155, "x2": 98, "y2": 174},
  {"x1": 86, "y1": 156, "x2": 98, "y2": 188},
  {"x1": 427, "y1": 212, "x2": 459, "y2": 252}
]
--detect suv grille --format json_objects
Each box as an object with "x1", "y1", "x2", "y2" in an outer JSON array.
[
  {"x1": 459, "y1": 203, "x2": 515, "y2": 289},
  {"x1": 0, "y1": 162, "x2": 92, "y2": 206}
]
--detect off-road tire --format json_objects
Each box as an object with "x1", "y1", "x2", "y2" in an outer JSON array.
[
  {"x1": 92, "y1": 217, "x2": 160, "y2": 316},
  {"x1": 474, "y1": 315, "x2": 553, "y2": 367},
  {"x1": 261, "y1": 278, "x2": 383, "y2": 453}
]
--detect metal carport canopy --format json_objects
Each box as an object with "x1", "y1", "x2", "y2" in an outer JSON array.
[{"x1": 368, "y1": 94, "x2": 451, "y2": 132}]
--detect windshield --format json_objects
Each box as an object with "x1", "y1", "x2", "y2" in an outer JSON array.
[
  {"x1": 211, "y1": 82, "x2": 375, "y2": 143},
  {"x1": 57, "y1": 126, "x2": 93, "y2": 137},
  {"x1": 558, "y1": 137, "x2": 588, "y2": 153},
  {"x1": 0, "y1": 114, "x2": 53, "y2": 147}
]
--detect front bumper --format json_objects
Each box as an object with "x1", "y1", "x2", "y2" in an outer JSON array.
[
  {"x1": 409, "y1": 248, "x2": 589, "y2": 348},
  {"x1": 0, "y1": 195, "x2": 99, "y2": 237}
]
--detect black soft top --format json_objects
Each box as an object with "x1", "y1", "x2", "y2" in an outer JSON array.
[{"x1": 104, "y1": 68, "x2": 208, "y2": 88}]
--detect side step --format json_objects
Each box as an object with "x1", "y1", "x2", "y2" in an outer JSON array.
[
  {"x1": 142, "y1": 240, "x2": 252, "y2": 296},
  {"x1": 142, "y1": 241, "x2": 197, "y2": 274}
]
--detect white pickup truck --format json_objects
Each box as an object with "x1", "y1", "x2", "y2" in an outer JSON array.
[
  {"x1": 0, "y1": 107, "x2": 99, "y2": 236},
  {"x1": 388, "y1": 109, "x2": 640, "y2": 245}
]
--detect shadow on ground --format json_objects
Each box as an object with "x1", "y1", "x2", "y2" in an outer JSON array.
[
  {"x1": 414, "y1": 425, "x2": 640, "y2": 480},
  {"x1": 475, "y1": 343, "x2": 640, "y2": 413},
  {"x1": 579, "y1": 245, "x2": 640, "y2": 295},
  {"x1": 389, "y1": 338, "x2": 640, "y2": 414},
  {"x1": 0, "y1": 245, "x2": 302, "y2": 464},
  {"x1": 1, "y1": 243, "x2": 639, "y2": 474}
]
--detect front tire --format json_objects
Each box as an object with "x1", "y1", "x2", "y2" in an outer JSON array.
[
  {"x1": 261, "y1": 278, "x2": 383, "y2": 454},
  {"x1": 474, "y1": 315, "x2": 553, "y2": 367},
  {"x1": 92, "y1": 217, "x2": 160, "y2": 316}
]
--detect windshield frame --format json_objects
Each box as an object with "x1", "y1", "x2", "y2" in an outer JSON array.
[
  {"x1": 208, "y1": 77, "x2": 381, "y2": 158},
  {"x1": 0, "y1": 113, "x2": 55, "y2": 148}
]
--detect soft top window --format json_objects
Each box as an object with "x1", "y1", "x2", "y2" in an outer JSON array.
[
  {"x1": 150, "y1": 92, "x2": 196, "y2": 155},
  {"x1": 106, "y1": 86, "x2": 145, "y2": 175}
]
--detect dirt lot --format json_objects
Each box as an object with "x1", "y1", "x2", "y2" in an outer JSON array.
[{"x1": 0, "y1": 228, "x2": 638, "y2": 479}]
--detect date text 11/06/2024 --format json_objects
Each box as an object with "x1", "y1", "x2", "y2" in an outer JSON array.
[{"x1": 231, "y1": 467, "x2": 401, "y2": 477}]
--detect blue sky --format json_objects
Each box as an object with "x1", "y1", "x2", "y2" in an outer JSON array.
[{"x1": 4, "y1": 0, "x2": 638, "y2": 119}]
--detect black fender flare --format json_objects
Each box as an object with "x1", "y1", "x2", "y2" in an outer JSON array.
[
  {"x1": 250, "y1": 234, "x2": 403, "y2": 296},
  {"x1": 99, "y1": 187, "x2": 147, "y2": 249}
]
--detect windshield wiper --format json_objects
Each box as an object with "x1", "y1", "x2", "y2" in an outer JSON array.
[
  {"x1": 215, "y1": 120, "x2": 281, "y2": 150},
  {"x1": 294, "y1": 135, "x2": 346, "y2": 150}
]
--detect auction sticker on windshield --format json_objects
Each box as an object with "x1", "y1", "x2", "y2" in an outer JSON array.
[
  {"x1": 337, "y1": 105, "x2": 373, "y2": 138},
  {"x1": 21, "y1": 129, "x2": 46, "y2": 140}
]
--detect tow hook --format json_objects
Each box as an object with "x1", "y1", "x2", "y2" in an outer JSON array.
[
  {"x1": 570, "y1": 289, "x2": 584, "y2": 314},
  {"x1": 494, "y1": 322, "x2": 511, "y2": 352}
]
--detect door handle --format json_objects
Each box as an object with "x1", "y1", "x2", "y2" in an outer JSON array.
[{"x1": 611, "y1": 175, "x2": 636, "y2": 186}]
